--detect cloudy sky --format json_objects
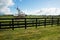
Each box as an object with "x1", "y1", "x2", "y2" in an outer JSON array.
[{"x1": 0, "y1": 0, "x2": 60, "y2": 15}]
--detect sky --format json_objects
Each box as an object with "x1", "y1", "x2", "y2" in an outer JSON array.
[{"x1": 0, "y1": 0, "x2": 60, "y2": 15}]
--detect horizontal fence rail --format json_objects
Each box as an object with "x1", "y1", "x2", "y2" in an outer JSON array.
[{"x1": 0, "y1": 17, "x2": 60, "y2": 30}]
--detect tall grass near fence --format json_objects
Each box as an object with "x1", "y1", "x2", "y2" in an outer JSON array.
[{"x1": 0, "y1": 26, "x2": 60, "y2": 40}]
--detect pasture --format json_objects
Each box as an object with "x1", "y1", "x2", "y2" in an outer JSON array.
[
  {"x1": 0, "y1": 15, "x2": 60, "y2": 40},
  {"x1": 0, "y1": 26, "x2": 60, "y2": 40}
]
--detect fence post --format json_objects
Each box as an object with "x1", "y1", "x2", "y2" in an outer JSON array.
[
  {"x1": 57, "y1": 18, "x2": 59, "y2": 26},
  {"x1": 44, "y1": 18, "x2": 46, "y2": 28},
  {"x1": 25, "y1": 18, "x2": 27, "y2": 29},
  {"x1": 36, "y1": 18, "x2": 37, "y2": 28},
  {"x1": 0, "y1": 22, "x2": 1, "y2": 29},
  {"x1": 12, "y1": 19, "x2": 14, "y2": 30}
]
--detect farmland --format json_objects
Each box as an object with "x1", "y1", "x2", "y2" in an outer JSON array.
[
  {"x1": 0, "y1": 15, "x2": 60, "y2": 40},
  {"x1": 0, "y1": 26, "x2": 60, "y2": 40}
]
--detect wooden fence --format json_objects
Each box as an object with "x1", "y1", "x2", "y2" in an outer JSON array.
[{"x1": 0, "y1": 17, "x2": 60, "y2": 30}]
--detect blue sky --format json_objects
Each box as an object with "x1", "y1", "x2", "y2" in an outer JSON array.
[
  {"x1": 0, "y1": 0, "x2": 60, "y2": 15},
  {"x1": 12, "y1": 0, "x2": 60, "y2": 10},
  {"x1": 11, "y1": 0, "x2": 60, "y2": 15}
]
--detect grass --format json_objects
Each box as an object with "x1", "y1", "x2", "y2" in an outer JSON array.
[{"x1": 0, "y1": 25, "x2": 60, "y2": 40}]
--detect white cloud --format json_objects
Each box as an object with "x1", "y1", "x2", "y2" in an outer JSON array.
[
  {"x1": 39, "y1": 8, "x2": 60, "y2": 15},
  {"x1": 25, "y1": 8, "x2": 60, "y2": 15},
  {"x1": 0, "y1": 0, "x2": 14, "y2": 15}
]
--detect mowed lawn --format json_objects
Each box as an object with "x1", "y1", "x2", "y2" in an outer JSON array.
[{"x1": 0, "y1": 25, "x2": 60, "y2": 40}]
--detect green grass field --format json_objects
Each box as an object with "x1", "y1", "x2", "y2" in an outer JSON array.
[
  {"x1": 0, "y1": 25, "x2": 60, "y2": 40},
  {"x1": 0, "y1": 15, "x2": 60, "y2": 40}
]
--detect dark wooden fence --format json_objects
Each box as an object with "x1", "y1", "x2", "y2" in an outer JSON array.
[{"x1": 0, "y1": 17, "x2": 60, "y2": 30}]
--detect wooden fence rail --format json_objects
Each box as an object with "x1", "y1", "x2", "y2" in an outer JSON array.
[{"x1": 0, "y1": 17, "x2": 60, "y2": 30}]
